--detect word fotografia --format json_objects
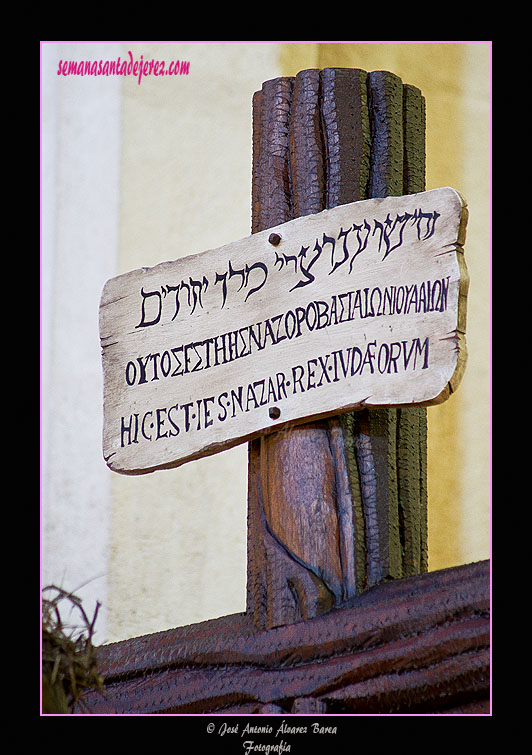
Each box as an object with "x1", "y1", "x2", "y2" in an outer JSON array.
[{"x1": 243, "y1": 743, "x2": 291, "y2": 755}]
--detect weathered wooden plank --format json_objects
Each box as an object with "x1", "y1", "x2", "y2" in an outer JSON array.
[
  {"x1": 289, "y1": 68, "x2": 325, "y2": 217},
  {"x1": 362, "y1": 70, "x2": 410, "y2": 585},
  {"x1": 347, "y1": 73, "x2": 432, "y2": 586},
  {"x1": 321, "y1": 68, "x2": 373, "y2": 601},
  {"x1": 368, "y1": 70, "x2": 404, "y2": 198},
  {"x1": 100, "y1": 184, "x2": 467, "y2": 478},
  {"x1": 248, "y1": 68, "x2": 369, "y2": 629}
]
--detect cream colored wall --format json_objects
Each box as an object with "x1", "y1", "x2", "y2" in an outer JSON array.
[
  {"x1": 42, "y1": 42, "x2": 123, "y2": 645},
  {"x1": 107, "y1": 43, "x2": 282, "y2": 642}
]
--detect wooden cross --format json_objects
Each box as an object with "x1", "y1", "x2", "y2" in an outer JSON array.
[{"x1": 88, "y1": 68, "x2": 488, "y2": 715}]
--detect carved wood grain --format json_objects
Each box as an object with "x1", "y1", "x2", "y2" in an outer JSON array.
[
  {"x1": 248, "y1": 68, "x2": 429, "y2": 630},
  {"x1": 81, "y1": 560, "x2": 489, "y2": 715}
]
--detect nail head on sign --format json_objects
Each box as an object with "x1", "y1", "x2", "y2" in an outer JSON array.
[
  {"x1": 269, "y1": 407, "x2": 281, "y2": 420},
  {"x1": 268, "y1": 233, "x2": 281, "y2": 246}
]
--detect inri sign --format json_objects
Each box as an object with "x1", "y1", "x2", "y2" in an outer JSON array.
[{"x1": 99, "y1": 187, "x2": 468, "y2": 475}]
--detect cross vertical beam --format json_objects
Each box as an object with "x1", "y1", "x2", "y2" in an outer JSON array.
[{"x1": 247, "y1": 68, "x2": 428, "y2": 630}]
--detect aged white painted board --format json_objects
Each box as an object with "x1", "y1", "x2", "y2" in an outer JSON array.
[{"x1": 100, "y1": 187, "x2": 468, "y2": 475}]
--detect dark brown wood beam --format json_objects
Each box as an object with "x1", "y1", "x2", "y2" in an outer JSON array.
[
  {"x1": 247, "y1": 69, "x2": 429, "y2": 630},
  {"x1": 81, "y1": 560, "x2": 489, "y2": 715}
]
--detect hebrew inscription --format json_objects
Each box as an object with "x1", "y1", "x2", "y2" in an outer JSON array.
[
  {"x1": 134, "y1": 207, "x2": 443, "y2": 329},
  {"x1": 100, "y1": 187, "x2": 468, "y2": 475}
]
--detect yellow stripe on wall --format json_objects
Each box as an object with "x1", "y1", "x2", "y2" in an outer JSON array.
[{"x1": 281, "y1": 42, "x2": 490, "y2": 572}]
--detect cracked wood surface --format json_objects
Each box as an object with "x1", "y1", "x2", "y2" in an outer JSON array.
[
  {"x1": 248, "y1": 68, "x2": 438, "y2": 630},
  {"x1": 81, "y1": 560, "x2": 490, "y2": 715}
]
